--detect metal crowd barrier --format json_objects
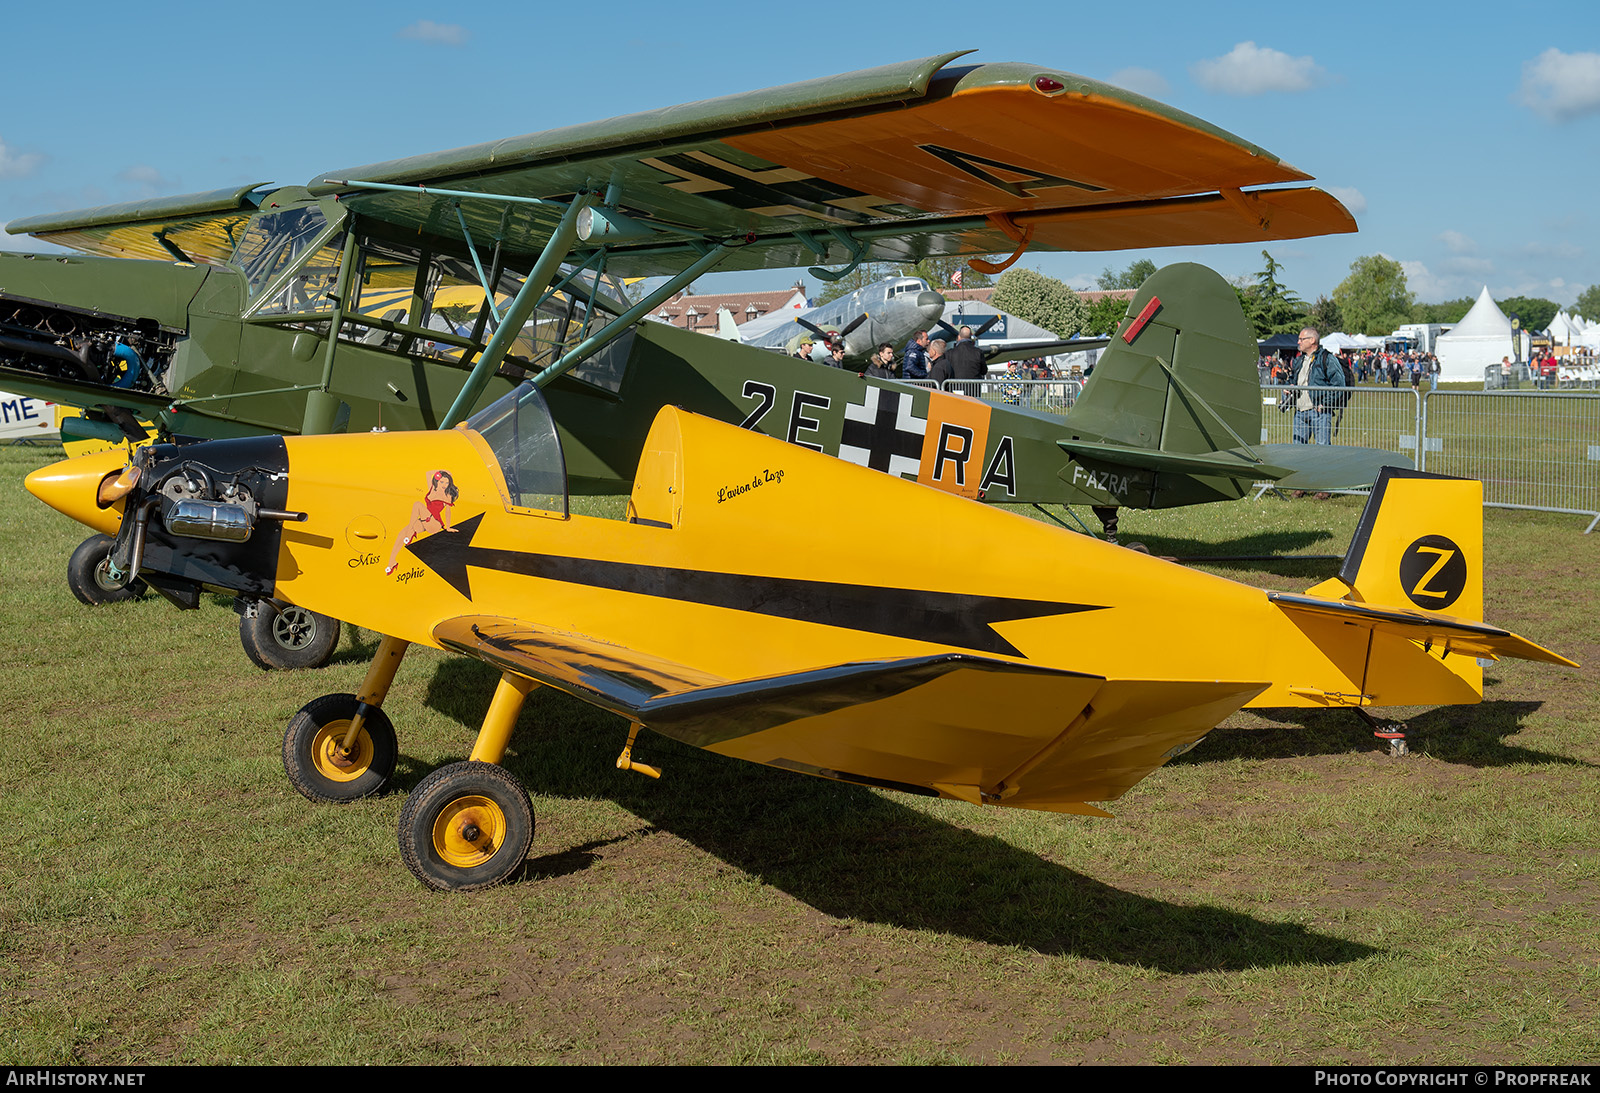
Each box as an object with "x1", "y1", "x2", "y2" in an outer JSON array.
[
  {"x1": 937, "y1": 377, "x2": 1082, "y2": 415},
  {"x1": 1258, "y1": 383, "x2": 1600, "y2": 531},
  {"x1": 904, "y1": 375, "x2": 1598, "y2": 529},
  {"x1": 1418, "y1": 390, "x2": 1600, "y2": 530},
  {"x1": 1259, "y1": 383, "x2": 1421, "y2": 459}
]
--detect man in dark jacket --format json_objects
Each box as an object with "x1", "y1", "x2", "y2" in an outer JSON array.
[
  {"x1": 901, "y1": 331, "x2": 930, "y2": 379},
  {"x1": 925, "y1": 338, "x2": 950, "y2": 384},
  {"x1": 864, "y1": 343, "x2": 898, "y2": 379},
  {"x1": 943, "y1": 324, "x2": 986, "y2": 383},
  {"x1": 1289, "y1": 327, "x2": 1345, "y2": 445}
]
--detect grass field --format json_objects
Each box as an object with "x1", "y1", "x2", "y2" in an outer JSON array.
[{"x1": 1, "y1": 442, "x2": 1597, "y2": 1065}]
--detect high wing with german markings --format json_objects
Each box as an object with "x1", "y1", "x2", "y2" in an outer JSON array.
[
  {"x1": 0, "y1": 53, "x2": 1368, "y2": 666},
  {"x1": 27, "y1": 382, "x2": 1573, "y2": 891},
  {"x1": 1, "y1": 51, "x2": 1355, "y2": 453}
]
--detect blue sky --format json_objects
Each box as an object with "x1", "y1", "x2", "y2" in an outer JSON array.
[{"x1": 1, "y1": 1, "x2": 1594, "y2": 309}]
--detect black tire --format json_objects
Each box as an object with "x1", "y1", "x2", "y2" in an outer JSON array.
[
  {"x1": 240, "y1": 601, "x2": 341, "y2": 670},
  {"x1": 398, "y1": 761, "x2": 534, "y2": 892},
  {"x1": 282, "y1": 693, "x2": 398, "y2": 803},
  {"x1": 66, "y1": 534, "x2": 146, "y2": 605}
]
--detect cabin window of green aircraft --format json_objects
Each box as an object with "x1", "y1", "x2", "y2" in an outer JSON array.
[{"x1": 232, "y1": 206, "x2": 343, "y2": 312}]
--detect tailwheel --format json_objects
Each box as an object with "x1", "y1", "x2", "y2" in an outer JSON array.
[
  {"x1": 282, "y1": 693, "x2": 398, "y2": 803},
  {"x1": 398, "y1": 761, "x2": 534, "y2": 892}
]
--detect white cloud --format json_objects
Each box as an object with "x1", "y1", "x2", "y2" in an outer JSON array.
[
  {"x1": 0, "y1": 136, "x2": 43, "y2": 179},
  {"x1": 1439, "y1": 230, "x2": 1476, "y2": 254},
  {"x1": 1520, "y1": 240, "x2": 1584, "y2": 260},
  {"x1": 1108, "y1": 67, "x2": 1169, "y2": 98},
  {"x1": 1327, "y1": 186, "x2": 1366, "y2": 216},
  {"x1": 397, "y1": 20, "x2": 469, "y2": 46},
  {"x1": 1517, "y1": 49, "x2": 1600, "y2": 122},
  {"x1": 1190, "y1": 42, "x2": 1325, "y2": 95},
  {"x1": 1442, "y1": 256, "x2": 1493, "y2": 277},
  {"x1": 1399, "y1": 259, "x2": 1447, "y2": 302},
  {"x1": 117, "y1": 165, "x2": 176, "y2": 198}
]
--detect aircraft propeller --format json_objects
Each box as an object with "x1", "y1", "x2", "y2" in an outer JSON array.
[
  {"x1": 933, "y1": 314, "x2": 1002, "y2": 342},
  {"x1": 796, "y1": 312, "x2": 868, "y2": 351}
]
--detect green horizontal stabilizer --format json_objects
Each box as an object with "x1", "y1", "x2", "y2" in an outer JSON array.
[{"x1": 1058, "y1": 439, "x2": 1291, "y2": 480}]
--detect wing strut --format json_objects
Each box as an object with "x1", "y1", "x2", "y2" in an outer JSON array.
[
  {"x1": 453, "y1": 203, "x2": 503, "y2": 325},
  {"x1": 1149, "y1": 352, "x2": 1267, "y2": 463},
  {"x1": 529, "y1": 241, "x2": 737, "y2": 389},
  {"x1": 439, "y1": 192, "x2": 597, "y2": 427}
]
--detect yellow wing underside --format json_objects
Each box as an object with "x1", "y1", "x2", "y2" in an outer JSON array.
[{"x1": 436, "y1": 615, "x2": 1266, "y2": 814}]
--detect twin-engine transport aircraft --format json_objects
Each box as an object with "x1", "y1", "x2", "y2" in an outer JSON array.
[
  {"x1": 27, "y1": 383, "x2": 1574, "y2": 890},
  {"x1": 719, "y1": 275, "x2": 949, "y2": 362}
]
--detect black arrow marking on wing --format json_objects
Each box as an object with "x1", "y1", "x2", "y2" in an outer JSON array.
[{"x1": 408, "y1": 514, "x2": 1102, "y2": 658}]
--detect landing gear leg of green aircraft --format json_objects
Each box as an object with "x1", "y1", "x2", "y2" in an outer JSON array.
[
  {"x1": 282, "y1": 635, "x2": 409, "y2": 802},
  {"x1": 398, "y1": 671, "x2": 538, "y2": 891}
]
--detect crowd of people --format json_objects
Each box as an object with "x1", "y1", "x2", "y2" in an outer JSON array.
[
  {"x1": 788, "y1": 326, "x2": 1066, "y2": 384},
  {"x1": 1260, "y1": 345, "x2": 1442, "y2": 391}
]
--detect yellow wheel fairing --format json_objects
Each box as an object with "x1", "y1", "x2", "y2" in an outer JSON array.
[{"x1": 430, "y1": 795, "x2": 507, "y2": 868}]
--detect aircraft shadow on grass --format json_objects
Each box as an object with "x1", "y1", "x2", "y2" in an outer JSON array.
[
  {"x1": 411, "y1": 658, "x2": 1377, "y2": 971},
  {"x1": 1175, "y1": 699, "x2": 1592, "y2": 771}
]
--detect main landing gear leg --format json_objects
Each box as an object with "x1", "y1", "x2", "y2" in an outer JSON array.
[
  {"x1": 398, "y1": 671, "x2": 539, "y2": 892},
  {"x1": 281, "y1": 635, "x2": 410, "y2": 802},
  {"x1": 1092, "y1": 504, "x2": 1149, "y2": 553}
]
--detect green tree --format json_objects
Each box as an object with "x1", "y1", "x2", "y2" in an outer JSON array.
[
  {"x1": 896, "y1": 256, "x2": 993, "y2": 291},
  {"x1": 1239, "y1": 250, "x2": 1307, "y2": 337},
  {"x1": 1082, "y1": 293, "x2": 1131, "y2": 336},
  {"x1": 1410, "y1": 297, "x2": 1475, "y2": 324},
  {"x1": 1332, "y1": 255, "x2": 1414, "y2": 335},
  {"x1": 1497, "y1": 295, "x2": 1559, "y2": 334},
  {"x1": 1305, "y1": 294, "x2": 1342, "y2": 334},
  {"x1": 815, "y1": 262, "x2": 892, "y2": 305},
  {"x1": 1096, "y1": 258, "x2": 1157, "y2": 291},
  {"x1": 1575, "y1": 284, "x2": 1600, "y2": 323},
  {"x1": 990, "y1": 267, "x2": 1086, "y2": 339}
]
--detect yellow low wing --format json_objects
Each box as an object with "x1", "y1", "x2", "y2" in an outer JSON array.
[{"x1": 434, "y1": 616, "x2": 1265, "y2": 813}]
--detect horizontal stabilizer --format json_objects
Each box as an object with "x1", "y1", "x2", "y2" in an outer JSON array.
[
  {"x1": 1058, "y1": 438, "x2": 1292, "y2": 480},
  {"x1": 1268, "y1": 593, "x2": 1576, "y2": 667},
  {"x1": 1260, "y1": 444, "x2": 1414, "y2": 491}
]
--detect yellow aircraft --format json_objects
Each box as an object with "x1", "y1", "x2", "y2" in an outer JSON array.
[{"x1": 27, "y1": 381, "x2": 1574, "y2": 891}]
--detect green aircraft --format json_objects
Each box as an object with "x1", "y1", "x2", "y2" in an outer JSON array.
[{"x1": 1, "y1": 53, "x2": 1378, "y2": 667}]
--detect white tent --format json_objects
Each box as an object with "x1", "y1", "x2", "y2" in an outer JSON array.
[
  {"x1": 1435, "y1": 286, "x2": 1525, "y2": 381},
  {"x1": 1547, "y1": 311, "x2": 1581, "y2": 345},
  {"x1": 1320, "y1": 332, "x2": 1383, "y2": 352}
]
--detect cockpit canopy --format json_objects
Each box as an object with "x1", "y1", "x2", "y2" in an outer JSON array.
[{"x1": 465, "y1": 381, "x2": 567, "y2": 518}]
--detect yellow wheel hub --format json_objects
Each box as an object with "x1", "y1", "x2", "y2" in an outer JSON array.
[
  {"x1": 432, "y1": 796, "x2": 506, "y2": 867},
  {"x1": 310, "y1": 722, "x2": 374, "y2": 783}
]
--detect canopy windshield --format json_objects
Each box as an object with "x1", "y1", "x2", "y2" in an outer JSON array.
[{"x1": 466, "y1": 380, "x2": 567, "y2": 517}]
